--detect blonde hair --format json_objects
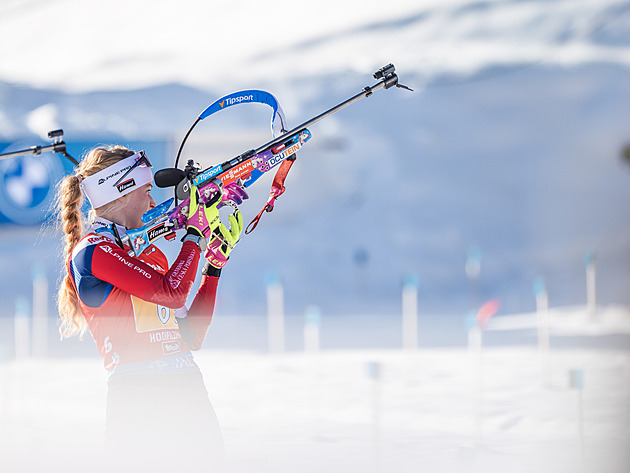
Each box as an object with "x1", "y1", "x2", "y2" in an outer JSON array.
[{"x1": 56, "y1": 145, "x2": 135, "y2": 338}]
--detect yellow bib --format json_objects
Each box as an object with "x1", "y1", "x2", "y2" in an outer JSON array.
[{"x1": 130, "y1": 295, "x2": 177, "y2": 333}]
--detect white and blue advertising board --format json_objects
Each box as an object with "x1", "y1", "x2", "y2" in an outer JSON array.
[{"x1": 0, "y1": 139, "x2": 170, "y2": 226}]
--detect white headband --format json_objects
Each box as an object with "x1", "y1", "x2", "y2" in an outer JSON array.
[{"x1": 81, "y1": 151, "x2": 153, "y2": 209}]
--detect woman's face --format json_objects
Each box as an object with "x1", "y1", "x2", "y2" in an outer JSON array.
[{"x1": 120, "y1": 182, "x2": 156, "y2": 229}]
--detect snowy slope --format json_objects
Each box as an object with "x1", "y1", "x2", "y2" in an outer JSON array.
[{"x1": 0, "y1": 0, "x2": 629, "y2": 317}]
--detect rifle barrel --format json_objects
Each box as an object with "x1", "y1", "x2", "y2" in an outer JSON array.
[{"x1": 252, "y1": 79, "x2": 387, "y2": 156}]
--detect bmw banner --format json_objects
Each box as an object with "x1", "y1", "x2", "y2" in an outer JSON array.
[{"x1": 0, "y1": 139, "x2": 169, "y2": 226}]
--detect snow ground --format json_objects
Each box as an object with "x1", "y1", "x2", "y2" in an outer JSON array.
[
  {"x1": 1, "y1": 307, "x2": 629, "y2": 473},
  {"x1": 0, "y1": 0, "x2": 629, "y2": 315},
  {"x1": 1, "y1": 346, "x2": 628, "y2": 473}
]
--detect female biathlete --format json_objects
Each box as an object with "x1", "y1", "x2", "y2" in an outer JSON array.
[{"x1": 56, "y1": 145, "x2": 244, "y2": 471}]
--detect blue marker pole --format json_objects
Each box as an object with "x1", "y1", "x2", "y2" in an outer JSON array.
[
  {"x1": 366, "y1": 361, "x2": 382, "y2": 468},
  {"x1": 266, "y1": 272, "x2": 284, "y2": 354},
  {"x1": 465, "y1": 246, "x2": 482, "y2": 309},
  {"x1": 31, "y1": 265, "x2": 48, "y2": 358},
  {"x1": 584, "y1": 252, "x2": 597, "y2": 321},
  {"x1": 569, "y1": 369, "x2": 585, "y2": 457},
  {"x1": 402, "y1": 272, "x2": 419, "y2": 352},
  {"x1": 304, "y1": 305, "x2": 322, "y2": 354},
  {"x1": 533, "y1": 277, "x2": 550, "y2": 386},
  {"x1": 465, "y1": 309, "x2": 483, "y2": 441}
]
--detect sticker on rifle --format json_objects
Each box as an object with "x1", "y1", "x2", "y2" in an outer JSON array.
[
  {"x1": 132, "y1": 233, "x2": 148, "y2": 254},
  {"x1": 195, "y1": 165, "x2": 222, "y2": 185},
  {"x1": 264, "y1": 131, "x2": 311, "y2": 170},
  {"x1": 266, "y1": 140, "x2": 305, "y2": 169},
  {"x1": 146, "y1": 222, "x2": 172, "y2": 243},
  {"x1": 221, "y1": 159, "x2": 254, "y2": 185}
]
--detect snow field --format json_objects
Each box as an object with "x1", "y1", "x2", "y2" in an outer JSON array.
[{"x1": 1, "y1": 344, "x2": 628, "y2": 473}]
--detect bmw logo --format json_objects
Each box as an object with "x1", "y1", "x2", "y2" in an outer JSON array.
[{"x1": 0, "y1": 151, "x2": 65, "y2": 225}]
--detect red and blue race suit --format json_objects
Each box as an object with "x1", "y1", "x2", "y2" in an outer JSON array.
[{"x1": 68, "y1": 218, "x2": 218, "y2": 372}]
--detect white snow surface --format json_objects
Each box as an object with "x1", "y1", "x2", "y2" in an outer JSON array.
[
  {"x1": 1, "y1": 338, "x2": 629, "y2": 473},
  {"x1": 0, "y1": 0, "x2": 628, "y2": 316}
]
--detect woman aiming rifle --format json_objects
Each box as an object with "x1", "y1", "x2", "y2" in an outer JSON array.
[{"x1": 56, "y1": 145, "x2": 244, "y2": 471}]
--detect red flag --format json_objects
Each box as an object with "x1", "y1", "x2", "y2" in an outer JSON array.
[{"x1": 477, "y1": 299, "x2": 501, "y2": 329}]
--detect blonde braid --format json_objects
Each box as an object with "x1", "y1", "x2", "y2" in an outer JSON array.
[
  {"x1": 57, "y1": 174, "x2": 86, "y2": 338},
  {"x1": 56, "y1": 145, "x2": 135, "y2": 338}
]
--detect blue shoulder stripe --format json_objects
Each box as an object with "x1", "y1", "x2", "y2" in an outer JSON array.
[{"x1": 71, "y1": 244, "x2": 114, "y2": 308}]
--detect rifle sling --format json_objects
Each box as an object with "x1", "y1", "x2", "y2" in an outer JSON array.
[{"x1": 245, "y1": 154, "x2": 297, "y2": 234}]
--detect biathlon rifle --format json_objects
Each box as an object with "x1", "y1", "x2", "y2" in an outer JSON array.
[{"x1": 122, "y1": 64, "x2": 412, "y2": 256}]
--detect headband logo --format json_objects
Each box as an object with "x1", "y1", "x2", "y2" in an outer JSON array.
[
  {"x1": 96, "y1": 166, "x2": 132, "y2": 186},
  {"x1": 116, "y1": 179, "x2": 136, "y2": 193}
]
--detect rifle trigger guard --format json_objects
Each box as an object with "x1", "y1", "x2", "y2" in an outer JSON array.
[{"x1": 223, "y1": 199, "x2": 239, "y2": 213}]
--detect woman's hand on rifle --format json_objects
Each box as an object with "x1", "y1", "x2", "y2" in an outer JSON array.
[{"x1": 205, "y1": 210, "x2": 244, "y2": 269}]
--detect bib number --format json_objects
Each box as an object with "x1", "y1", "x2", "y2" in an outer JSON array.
[{"x1": 131, "y1": 295, "x2": 177, "y2": 333}]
